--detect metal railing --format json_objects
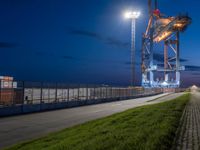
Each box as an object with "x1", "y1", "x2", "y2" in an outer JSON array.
[{"x1": 0, "y1": 81, "x2": 163, "y2": 108}]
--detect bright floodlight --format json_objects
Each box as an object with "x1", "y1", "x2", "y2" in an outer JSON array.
[{"x1": 124, "y1": 11, "x2": 140, "y2": 19}]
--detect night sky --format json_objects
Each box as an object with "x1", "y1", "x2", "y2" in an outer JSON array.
[{"x1": 0, "y1": 0, "x2": 199, "y2": 87}]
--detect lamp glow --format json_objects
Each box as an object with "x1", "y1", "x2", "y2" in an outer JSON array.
[{"x1": 124, "y1": 11, "x2": 140, "y2": 19}]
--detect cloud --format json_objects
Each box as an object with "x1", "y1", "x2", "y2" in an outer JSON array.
[
  {"x1": 185, "y1": 65, "x2": 200, "y2": 71},
  {"x1": 68, "y1": 28, "x2": 128, "y2": 49},
  {"x1": 178, "y1": 58, "x2": 188, "y2": 62},
  {"x1": 62, "y1": 56, "x2": 76, "y2": 60},
  {"x1": 35, "y1": 50, "x2": 76, "y2": 61},
  {"x1": 156, "y1": 64, "x2": 200, "y2": 72},
  {"x1": 35, "y1": 51, "x2": 54, "y2": 57},
  {"x1": 35, "y1": 51, "x2": 46, "y2": 56},
  {"x1": 169, "y1": 58, "x2": 188, "y2": 62},
  {"x1": 191, "y1": 72, "x2": 200, "y2": 76},
  {"x1": 0, "y1": 42, "x2": 16, "y2": 48},
  {"x1": 68, "y1": 29, "x2": 102, "y2": 40},
  {"x1": 153, "y1": 53, "x2": 164, "y2": 62},
  {"x1": 106, "y1": 37, "x2": 129, "y2": 48},
  {"x1": 124, "y1": 61, "x2": 140, "y2": 66},
  {"x1": 153, "y1": 52, "x2": 188, "y2": 63}
]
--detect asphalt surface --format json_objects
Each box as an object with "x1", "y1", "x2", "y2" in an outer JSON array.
[{"x1": 0, "y1": 92, "x2": 184, "y2": 149}]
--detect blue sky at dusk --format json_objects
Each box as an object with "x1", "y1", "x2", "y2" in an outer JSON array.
[{"x1": 0, "y1": 0, "x2": 199, "y2": 87}]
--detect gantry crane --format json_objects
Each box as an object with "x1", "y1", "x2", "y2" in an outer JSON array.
[{"x1": 141, "y1": 0, "x2": 191, "y2": 88}]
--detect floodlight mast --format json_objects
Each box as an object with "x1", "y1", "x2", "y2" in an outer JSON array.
[{"x1": 124, "y1": 11, "x2": 140, "y2": 87}]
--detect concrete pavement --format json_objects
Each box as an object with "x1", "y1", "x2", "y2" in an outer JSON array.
[{"x1": 0, "y1": 92, "x2": 184, "y2": 149}]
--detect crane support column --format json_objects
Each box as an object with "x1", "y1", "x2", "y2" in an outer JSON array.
[
  {"x1": 176, "y1": 32, "x2": 180, "y2": 85},
  {"x1": 164, "y1": 41, "x2": 168, "y2": 82}
]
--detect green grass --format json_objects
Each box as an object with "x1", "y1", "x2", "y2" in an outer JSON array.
[{"x1": 5, "y1": 93, "x2": 190, "y2": 150}]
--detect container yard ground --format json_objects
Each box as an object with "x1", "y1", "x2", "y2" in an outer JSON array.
[{"x1": 0, "y1": 93, "x2": 186, "y2": 148}]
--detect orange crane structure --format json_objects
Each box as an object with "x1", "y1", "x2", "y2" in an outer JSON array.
[{"x1": 141, "y1": 0, "x2": 191, "y2": 88}]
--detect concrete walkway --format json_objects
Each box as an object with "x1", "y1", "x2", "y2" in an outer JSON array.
[
  {"x1": 0, "y1": 92, "x2": 183, "y2": 149},
  {"x1": 174, "y1": 91, "x2": 200, "y2": 150}
]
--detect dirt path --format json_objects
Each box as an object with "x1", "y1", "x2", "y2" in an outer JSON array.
[{"x1": 174, "y1": 91, "x2": 200, "y2": 150}]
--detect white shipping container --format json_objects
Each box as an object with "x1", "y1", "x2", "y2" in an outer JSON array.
[
  {"x1": 13, "y1": 82, "x2": 17, "y2": 88},
  {"x1": 24, "y1": 88, "x2": 33, "y2": 101},
  {"x1": 42, "y1": 89, "x2": 49, "y2": 101},
  {"x1": 1, "y1": 81, "x2": 13, "y2": 88}
]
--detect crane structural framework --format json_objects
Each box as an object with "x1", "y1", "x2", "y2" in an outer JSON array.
[{"x1": 141, "y1": 0, "x2": 192, "y2": 88}]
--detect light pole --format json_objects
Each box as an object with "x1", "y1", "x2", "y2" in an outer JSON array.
[{"x1": 124, "y1": 11, "x2": 140, "y2": 87}]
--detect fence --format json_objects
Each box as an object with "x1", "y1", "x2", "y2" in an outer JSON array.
[
  {"x1": 0, "y1": 81, "x2": 165, "y2": 116},
  {"x1": 0, "y1": 81, "x2": 164, "y2": 107}
]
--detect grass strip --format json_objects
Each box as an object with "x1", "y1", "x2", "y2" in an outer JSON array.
[{"x1": 5, "y1": 93, "x2": 190, "y2": 150}]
